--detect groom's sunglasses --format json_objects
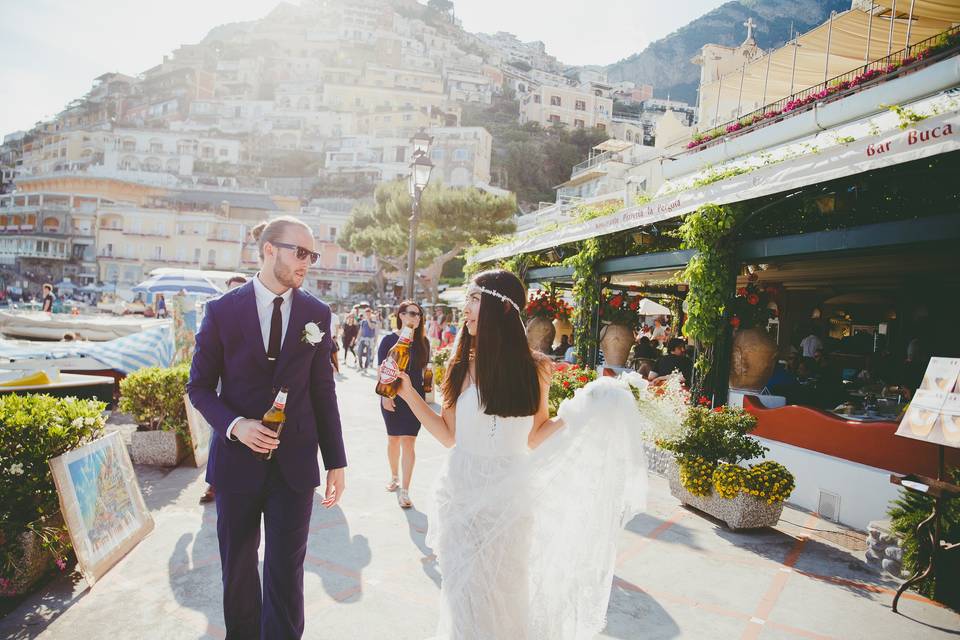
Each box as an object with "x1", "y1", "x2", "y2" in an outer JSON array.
[{"x1": 272, "y1": 241, "x2": 320, "y2": 265}]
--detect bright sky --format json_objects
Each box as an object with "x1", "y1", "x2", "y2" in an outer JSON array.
[{"x1": 0, "y1": 0, "x2": 725, "y2": 136}]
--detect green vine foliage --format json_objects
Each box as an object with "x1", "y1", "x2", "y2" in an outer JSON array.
[
  {"x1": 675, "y1": 203, "x2": 743, "y2": 396},
  {"x1": 564, "y1": 237, "x2": 602, "y2": 364}
]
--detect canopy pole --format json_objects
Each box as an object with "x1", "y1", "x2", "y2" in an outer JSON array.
[
  {"x1": 714, "y1": 73, "x2": 723, "y2": 128},
  {"x1": 865, "y1": 1, "x2": 875, "y2": 62},
  {"x1": 887, "y1": 0, "x2": 897, "y2": 57},
  {"x1": 824, "y1": 11, "x2": 836, "y2": 83},
  {"x1": 736, "y1": 64, "x2": 746, "y2": 118},
  {"x1": 789, "y1": 35, "x2": 800, "y2": 96},
  {"x1": 761, "y1": 50, "x2": 772, "y2": 106},
  {"x1": 904, "y1": 0, "x2": 916, "y2": 54}
]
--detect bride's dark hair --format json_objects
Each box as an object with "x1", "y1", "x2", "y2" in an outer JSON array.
[{"x1": 442, "y1": 269, "x2": 548, "y2": 417}]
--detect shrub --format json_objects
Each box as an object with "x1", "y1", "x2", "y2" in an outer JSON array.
[
  {"x1": 548, "y1": 363, "x2": 597, "y2": 416},
  {"x1": 0, "y1": 394, "x2": 107, "y2": 587},
  {"x1": 119, "y1": 365, "x2": 192, "y2": 445},
  {"x1": 888, "y1": 467, "x2": 960, "y2": 600}
]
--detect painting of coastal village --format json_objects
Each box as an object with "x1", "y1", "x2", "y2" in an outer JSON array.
[{"x1": 50, "y1": 432, "x2": 154, "y2": 586}]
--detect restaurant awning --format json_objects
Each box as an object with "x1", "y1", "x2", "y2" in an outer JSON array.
[
  {"x1": 555, "y1": 170, "x2": 606, "y2": 189},
  {"x1": 874, "y1": 0, "x2": 960, "y2": 24},
  {"x1": 470, "y1": 89, "x2": 960, "y2": 264},
  {"x1": 699, "y1": 8, "x2": 953, "y2": 129}
]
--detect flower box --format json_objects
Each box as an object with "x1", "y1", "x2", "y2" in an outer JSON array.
[
  {"x1": 667, "y1": 460, "x2": 785, "y2": 530},
  {"x1": 130, "y1": 430, "x2": 188, "y2": 466},
  {"x1": 1, "y1": 528, "x2": 54, "y2": 596}
]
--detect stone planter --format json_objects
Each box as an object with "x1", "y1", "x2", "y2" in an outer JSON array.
[
  {"x1": 599, "y1": 323, "x2": 634, "y2": 368},
  {"x1": 552, "y1": 318, "x2": 573, "y2": 349},
  {"x1": 525, "y1": 316, "x2": 556, "y2": 354},
  {"x1": 667, "y1": 461, "x2": 785, "y2": 530},
  {"x1": 130, "y1": 429, "x2": 188, "y2": 466},
  {"x1": 729, "y1": 327, "x2": 778, "y2": 391},
  {"x1": 3, "y1": 527, "x2": 55, "y2": 596}
]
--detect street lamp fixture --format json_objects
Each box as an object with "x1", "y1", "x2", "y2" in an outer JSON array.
[
  {"x1": 405, "y1": 139, "x2": 435, "y2": 301},
  {"x1": 410, "y1": 129, "x2": 434, "y2": 158}
]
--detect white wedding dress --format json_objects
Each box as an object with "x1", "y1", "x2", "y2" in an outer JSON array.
[{"x1": 427, "y1": 377, "x2": 649, "y2": 640}]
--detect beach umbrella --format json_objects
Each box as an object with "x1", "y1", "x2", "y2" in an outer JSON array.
[
  {"x1": 54, "y1": 280, "x2": 76, "y2": 291},
  {"x1": 635, "y1": 298, "x2": 672, "y2": 316},
  {"x1": 132, "y1": 273, "x2": 221, "y2": 296}
]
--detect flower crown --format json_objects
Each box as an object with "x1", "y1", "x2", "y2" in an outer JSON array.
[{"x1": 471, "y1": 286, "x2": 521, "y2": 313}]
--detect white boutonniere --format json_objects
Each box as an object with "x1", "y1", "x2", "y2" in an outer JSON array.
[{"x1": 301, "y1": 321, "x2": 325, "y2": 346}]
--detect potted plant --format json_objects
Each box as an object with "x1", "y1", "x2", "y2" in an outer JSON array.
[
  {"x1": 0, "y1": 394, "x2": 106, "y2": 596},
  {"x1": 524, "y1": 289, "x2": 564, "y2": 354},
  {"x1": 598, "y1": 292, "x2": 640, "y2": 368},
  {"x1": 656, "y1": 402, "x2": 795, "y2": 530},
  {"x1": 547, "y1": 363, "x2": 597, "y2": 416},
  {"x1": 119, "y1": 365, "x2": 192, "y2": 466},
  {"x1": 728, "y1": 278, "x2": 779, "y2": 391},
  {"x1": 552, "y1": 297, "x2": 574, "y2": 351}
]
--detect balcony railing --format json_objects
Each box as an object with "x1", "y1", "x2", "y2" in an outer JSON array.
[
  {"x1": 687, "y1": 25, "x2": 960, "y2": 153},
  {"x1": 570, "y1": 151, "x2": 611, "y2": 176}
]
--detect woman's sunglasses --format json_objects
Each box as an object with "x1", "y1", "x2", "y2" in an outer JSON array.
[
  {"x1": 401, "y1": 310, "x2": 422, "y2": 317},
  {"x1": 272, "y1": 241, "x2": 320, "y2": 264}
]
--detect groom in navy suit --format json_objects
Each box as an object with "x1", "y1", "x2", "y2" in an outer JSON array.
[{"x1": 188, "y1": 216, "x2": 346, "y2": 639}]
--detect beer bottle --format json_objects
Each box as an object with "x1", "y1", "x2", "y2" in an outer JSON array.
[
  {"x1": 376, "y1": 327, "x2": 414, "y2": 399},
  {"x1": 423, "y1": 364, "x2": 434, "y2": 394},
  {"x1": 258, "y1": 386, "x2": 288, "y2": 461}
]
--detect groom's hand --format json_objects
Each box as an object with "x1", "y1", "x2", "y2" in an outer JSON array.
[
  {"x1": 232, "y1": 419, "x2": 279, "y2": 454},
  {"x1": 321, "y1": 468, "x2": 345, "y2": 508}
]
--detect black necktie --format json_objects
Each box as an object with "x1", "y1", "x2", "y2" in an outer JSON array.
[{"x1": 267, "y1": 296, "x2": 283, "y2": 361}]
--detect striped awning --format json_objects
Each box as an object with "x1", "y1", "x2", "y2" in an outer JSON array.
[{"x1": 0, "y1": 325, "x2": 175, "y2": 375}]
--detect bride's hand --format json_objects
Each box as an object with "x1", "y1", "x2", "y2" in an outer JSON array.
[{"x1": 395, "y1": 370, "x2": 414, "y2": 400}]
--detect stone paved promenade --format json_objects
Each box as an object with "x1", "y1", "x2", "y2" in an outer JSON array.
[{"x1": 1, "y1": 365, "x2": 958, "y2": 639}]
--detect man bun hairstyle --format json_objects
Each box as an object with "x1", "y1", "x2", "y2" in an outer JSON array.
[{"x1": 250, "y1": 215, "x2": 313, "y2": 259}]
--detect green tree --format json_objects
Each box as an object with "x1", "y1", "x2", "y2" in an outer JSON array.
[
  {"x1": 427, "y1": 0, "x2": 454, "y2": 13},
  {"x1": 341, "y1": 180, "x2": 516, "y2": 301}
]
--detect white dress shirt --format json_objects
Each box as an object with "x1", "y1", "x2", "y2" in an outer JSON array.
[{"x1": 226, "y1": 274, "x2": 294, "y2": 441}]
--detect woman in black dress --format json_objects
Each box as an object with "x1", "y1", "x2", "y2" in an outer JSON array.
[
  {"x1": 378, "y1": 299, "x2": 430, "y2": 508},
  {"x1": 342, "y1": 314, "x2": 360, "y2": 366}
]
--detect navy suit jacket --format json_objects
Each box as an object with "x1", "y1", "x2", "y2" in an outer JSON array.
[{"x1": 187, "y1": 281, "x2": 347, "y2": 493}]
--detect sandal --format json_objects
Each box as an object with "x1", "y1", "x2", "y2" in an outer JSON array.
[
  {"x1": 386, "y1": 477, "x2": 400, "y2": 492},
  {"x1": 398, "y1": 489, "x2": 413, "y2": 509}
]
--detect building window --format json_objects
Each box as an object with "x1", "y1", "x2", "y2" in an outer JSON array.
[
  {"x1": 550, "y1": 96, "x2": 561, "y2": 107},
  {"x1": 574, "y1": 119, "x2": 584, "y2": 128},
  {"x1": 208, "y1": 249, "x2": 216, "y2": 264},
  {"x1": 597, "y1": 123, "x2": 606, "y2": 130},
  {"x1": 219, "y1": 148, "x2": 229, "y2": 157},
  {"x1": 338, "y1": 254, "x2": 348, "y2": 268},
  {"x1": 154, "y1": 246, "x2": 162, "y2": 259},
  {"x1": 431, "y1": 148, "x2": 444, "y2": 161},
  {"x1": 549, "y1": 114, "x2": 561, "y2": 124},
  {"x1": 453, "y1": 148, "x2": 469, "y2": 161},
  {"x1": 194, "y1": 248, "x2": 201, "y2": 263},
  {"x1": 575, "y1": 100, "x2": 586, "y2": 111},
  {"x1": 329, "y1": 226, "x2": 338, "y2": 242},
  {"x1": 533, "y1": 95, "x2": 541, "y2": 104},
  {"x1": 395, "y1": 147, "x2": 406, "y2": 162}
]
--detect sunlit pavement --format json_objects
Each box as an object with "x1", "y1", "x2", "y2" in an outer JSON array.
[{"x1": 1, "y1": 365, "x2": 957, "y2": 639}]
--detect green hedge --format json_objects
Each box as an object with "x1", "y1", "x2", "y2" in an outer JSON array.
[
  {"x1": 0, "y1": 394, "x2": 106, "y2": 587},
  {"x1": 118, "y1": 365, "x2": 191, "y2": 446}
]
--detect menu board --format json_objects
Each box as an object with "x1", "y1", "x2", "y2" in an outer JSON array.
[{"x1": 896, "y1": 358, "x2": 960, "y2": 447}]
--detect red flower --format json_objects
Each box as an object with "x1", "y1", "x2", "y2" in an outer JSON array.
[
  {"x1": 609, "y1": 295, "x2": 623, "y2": 307},
  {"x1": 578, "y1": 375, "x2": 589, "y2": 383},
  {"x1": 698, "y1": 396, "x2": 710, "y2": 406},
  {"x1": 570, "y1": 364, "x2": 579, "y2": 370},
  {"x1": 736, "y1": 287, "x2": 748, "y2": 297},
  {"x1": 747, "y1": 294, "x2": 759, "y2": 306},
  {"x1": 729, "y1": 316, "x2": 740, "y2": 328},
  {"x1": 713, "y1": 406, "x2": 724, "y2": 413},
  {"x1": 562, "y1": 380, "x2": 571, "y2": 388}
]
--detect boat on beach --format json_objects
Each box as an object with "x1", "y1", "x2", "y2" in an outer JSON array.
[{"x1": 0, "y1": 310, "x2": 169, "y2": 341}]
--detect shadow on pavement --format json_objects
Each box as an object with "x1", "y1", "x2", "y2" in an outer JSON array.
[
  {"x1": 304, "y1": 500, "x2": 371, "y2": 603},
  {"x1": 625, "y1": 513, "x2": 705, "y2": 551},
  {"x1": 403, "y1": 507, "x2": 441, "y2": 588},
  {"x1": 168, "y1": 505, "x2": 222, "y2": 640},
  {"x1": 0, "y1": 572, "x2": 86, "y2": 639},
  {"x1": 603, "y1": 576, "x2": 679, "y2": 639}
]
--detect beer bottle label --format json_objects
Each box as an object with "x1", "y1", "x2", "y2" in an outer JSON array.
[
  {"x1": 274, "y1": 389, "x2": 288, "y2": 410},
  {"x1": 379, "y1": 356, "x2": 400, "y2": 384}
]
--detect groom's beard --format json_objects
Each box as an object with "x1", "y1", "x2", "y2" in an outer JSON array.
[{"x1": 273, "y1": 258, "x2": 306, "y2": 289}]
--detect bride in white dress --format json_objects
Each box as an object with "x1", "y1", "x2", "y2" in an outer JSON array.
[{"x1": 395, "y1": 269, "x2": 648, "y2": 639}]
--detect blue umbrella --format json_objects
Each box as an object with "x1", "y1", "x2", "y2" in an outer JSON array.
[{"x1": 132, "y1": 273, "x2": 222, "y2": 296}]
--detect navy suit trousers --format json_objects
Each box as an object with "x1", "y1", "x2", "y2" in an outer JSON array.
[{"x1": 215, "y1": 462, "x2": 314, "y2": 640}]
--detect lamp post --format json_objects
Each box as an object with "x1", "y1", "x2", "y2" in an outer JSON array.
[{"x1": 405, "y1": 129, "x2": 433, "y2": 301}]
